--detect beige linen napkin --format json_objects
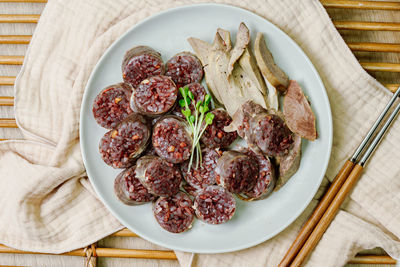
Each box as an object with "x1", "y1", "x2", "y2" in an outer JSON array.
[{"x1": 0, "y1": 0, "x2": 400, "y2": 266}]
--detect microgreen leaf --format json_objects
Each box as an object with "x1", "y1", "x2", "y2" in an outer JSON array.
[
  {"x1": 179, "y1": 87, "x2": 187, "y2": 98},
  {"x1": 179, "y1": 99, "x2": 186, "y2": 107},
  {"x1": 196, "y1": 101, "x2": 202, "y2": 110},
  {"x1": 182, "y1": 108, "x2": 191, "y2": 118},
  {"x1": 205, "y1": 94, "x2": 211, "y2": 105},
  {"x1": 205, "y1": 112, "x2": 215, "y2": 125},
  {"x1": 180, "y1": 90, "x2": 216, "y2": 171},
  {"x1": 188, "y1": 91, "x2": 194, "y2": 100}
]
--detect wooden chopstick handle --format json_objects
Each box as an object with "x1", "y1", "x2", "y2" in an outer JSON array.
[
  {"x1": 290, "y1": 164, "x2": 364, "y2": 267},
  {"x1": 278, "y1": 160, "x2": 355, "y2": 267}
]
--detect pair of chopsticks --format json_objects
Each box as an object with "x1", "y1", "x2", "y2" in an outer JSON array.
[{"x1": 279, "y1": 86, "x2": 400, "y2": 267}]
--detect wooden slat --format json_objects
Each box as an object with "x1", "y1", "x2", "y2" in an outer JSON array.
[
  {"x1": 0, "y1": 245, "x2": 177, "y2": 260},
  {"x1": 321, "y1": 0, "x2": 400, "y2": 10},
  {"x1": 360, "y1": 62, "x2": 400, "y2": 72},
  {"x1": 95, "y1": 248, "x2": 176, "y2": 259},
  {"x1": 0, "y1": 35, "x2": 31, "y2": 44},
  {"x1": 334, "y1": 21, "x2": 400, "y2": 31},
  {"x1": 1, "y1": 0, "x2": 399, "y2": 9},
  {"x1": 0, "y1": 14, "x2": 40, "y2": 23},
  {"x1": 0, "y1": 76, "x2": 16, "y2": 85},
  {"x1": 0, "y1": 244, "x2": 395, "y2": 263},
  {"x1": 0, "y1": 96, "x2": 14, "y2": 106},
  {"x1": 1, "y1": 14, "x2": 399, "y2": 33},
  {"x1": 0, "y1": 56, "x2": 24, "y2": 65},
  {"x1": 110, "y1": 228, "x2": 138, "y2": 237},
  {"x1": 0, "y1": 119, "x2": 17, "y2": 128},
  {"x1": 384, "y1": 84, "x2": 399, "y2": 93},
  {"x1": 348, "y1": 255, "x2": 396, "y2": 265},
  {"x1": 348, "y1": 42, "x2": 400, "y2": 53}
]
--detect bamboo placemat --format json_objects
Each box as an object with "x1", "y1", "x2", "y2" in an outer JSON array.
[{"x1": 0, "y1": 0, "x2": 399, "y2": 266}]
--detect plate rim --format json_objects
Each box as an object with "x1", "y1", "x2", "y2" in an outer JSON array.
[{"x1": 79, "y1": 2, "x2": 333, "y2": 254}]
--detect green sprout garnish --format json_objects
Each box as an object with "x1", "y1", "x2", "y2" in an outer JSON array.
[{"x1": 179, "y1": 86, "x2": 214, "y2": 171}]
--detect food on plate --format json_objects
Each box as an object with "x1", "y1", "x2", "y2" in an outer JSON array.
[
  {"x1": 153, "y1": 191, "x2": 194, "y2": 233},
  {"x1": 200, "y1": 108, "x2": 237, "y2": 149},
  {"x1": 135, "y1": 155, "x2": 182, "y2": 197},
  {"x1": 130, "y1": 75, "x2": 178, "y2": 117},
  {"x1": 241, "y1": 148, "x2": 275, "y2": 200},
  {"x1": 92, "y1": 83, "x2": 133, "y2": 129},
  {"x1": 188, "y1": 23, "x2": 268, "y2": 116},
  {"x1": 165, "y1": 52, "x2": 204, "y2": 88},
  {"x1": 122, "y1": 46, "x2": 164, "y2": 87},
  {"x1": 228, "y1": 25, "x2": 269, "y2": 109},
  {"x1": 226, "y1": 100, "x2": 293, "y2": 157},
  {"x1": 94, "y1": 22, "x2": 320, "y2": 233},
  {"x1": 225, "y1": 100, "x2": 266, "y2": 139},
  {"x1": 181, "y1": 148, "x2": 221, "y2": 190},
  {"x1": 114, "y1": 165, "x2": 155, "y2": 205},
  {"x1": 276, "y1": 134, "x2": 302, "y2": 190},
  {"x1": 182, "y1": 181, "x2": 199, "y2": 197},
  {"x1": 225, "y1": 99, "x2": 300, "y2": 193},
  {"x1": 216, "y1": 151, "x2": 259, "y2": 194},
  {"x1": 152, "y1": 115, "x2": 192, "y2": 164},
  {"x1": 99, "y1": 114, "x2": 150, "y2": 168},
  {"x1": 172, "y1": 82, "x2": 206, "y2": 118},
  {"x1": 254, "y1": 32, "x2": 289, "y2": 92},
  {"x1": 194, "y1": 185, "x2": 236, "y2": 224},
  {"x1": 283, "y1": 80, "x2": 317, "y2": 140},
  {"x1": 251, "y1": 112, "x2": 294, "y2": 157},
  {"x1": 178, "y1": 86, "x2": 215, "y2": 170}
]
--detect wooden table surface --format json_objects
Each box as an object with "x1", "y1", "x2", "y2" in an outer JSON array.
[{"x1": 0, "y1": 1, "x2": 399, "y2": 266}]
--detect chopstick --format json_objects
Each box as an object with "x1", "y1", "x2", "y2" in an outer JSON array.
[{"x1": 279, "y1": 86, "x2": 400, "y2": 267}]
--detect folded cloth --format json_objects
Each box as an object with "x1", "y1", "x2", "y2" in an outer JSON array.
[{"x1": 0, "y1": 0, "x2": 399, "y2": 266}]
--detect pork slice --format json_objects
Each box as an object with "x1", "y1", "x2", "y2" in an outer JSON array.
[
  {"x1": 210, "y1": 32, "x2": 244, "y2": 116},
  {"x1": 188, "y1": 37, "x2": 222, "y2": 104},
  {"x1": 275, "y1": 133, "x2": 302, "y2": 191},
  {"x1": 230, "y1": 63, "x2": 267, "y2": 110},
  {"x1": 187, "y1": 37, "x2": 211, "y2": 65},
  {"x1": 217, "y1": 28, "x2": 232, "y2": 51},
  {"x1": 227, "y1": 22, "x2": 250, "y2": 75},
  {"x1": 283, "y1": 80, "x2": 317, "y2": 141},
  {"x1": 264, "y1": 77, "x2": 279, "y2": 111},
  {"x1": 254, "y1": 32, "x2": 289, "y2": 92}
]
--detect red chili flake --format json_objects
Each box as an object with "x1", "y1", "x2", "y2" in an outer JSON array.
[
  {"x1": 164, "y1": 211, "x2": 170, "y2": 222},
  {"x1": 216, "y1": 175, "x2": 220, "y2": 184}
]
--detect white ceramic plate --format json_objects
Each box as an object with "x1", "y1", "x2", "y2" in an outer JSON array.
[{"x1": 80, "y1": 3, "x2": 332, "y2": 253}]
